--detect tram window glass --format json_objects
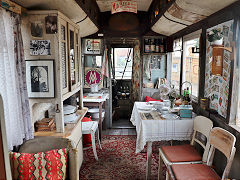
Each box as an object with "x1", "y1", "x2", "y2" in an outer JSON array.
[
  {"x1": 171, "y1": 51, "x2": 181, "y2": 91},
  {"x1": 182, "y1": 38, "x2": 200, "y2": 98},
  {"x1": 114, "y1": 48, "x2": 133, "y2": 80}
]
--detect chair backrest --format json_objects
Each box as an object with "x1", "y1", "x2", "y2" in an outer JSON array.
[
  {"x1": 190, "y1": 116, "x2": 213, "y2": 162},
  {"x1": 207, "y1": 127, "x2": 236, "y2": 179}
]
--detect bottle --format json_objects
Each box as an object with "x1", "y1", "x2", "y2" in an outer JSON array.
[
  {"x1": 155, "y1": 39, "x2": 160, "y2": 53},
  {"x1": 150, "y1": 39, "x2": 155, "y2": 53},
  {"x1": 160, "y1": 38, "x2": 164, "y2": 53},
  {"x1": 183, "y1": 89, "x2": 187, "y2": 97},
  {"x1": 144, "y1": 39, "x2": 150, "y2": 53}
]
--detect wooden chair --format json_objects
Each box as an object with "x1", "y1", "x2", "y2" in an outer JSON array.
[
  {"x1": 82, "y1": 121, "x2": 102, "y2": 160},
  {"x1": 168, "y1": 127, "x2": 236, "y2": 180},
  {"x1": 158, "y1": 116, "x2": 213, "y2": 180}
]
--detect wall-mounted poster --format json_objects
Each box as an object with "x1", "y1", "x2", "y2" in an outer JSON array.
[
  {"x1": 45, "y1": 16, "x2": 58, "y2": 34},
  {"x1": 84, "y1": 68, "x2": 103, "y2": 88},
  {"x1": 30, "y1": 40, "x2": 51, "y2": 55},
  {"x1": 83, "y1": 39, "x2": 102, "y2": 55},
  {"x1": 31, "y1": 21, "x2": 43, "y2": 37},
  {"x1": 26, "y1": 60, "x2": 55, "y2": 98}
]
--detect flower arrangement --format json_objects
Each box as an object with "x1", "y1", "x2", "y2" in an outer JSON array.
[{"x1": 207, "y1": 28, "x2": 223, "y2": 42}]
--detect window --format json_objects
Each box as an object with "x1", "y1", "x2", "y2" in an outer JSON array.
[
  {"x1": 182, "y1": 33, "x2": 200, "y2": 98},
  {"x1": 170, "y1": 38, "x2": 182, "y2": 91},
  {"x1": 113, "y1": 48, "x2": 133, "y2": 79},
  {"x1": 171, "y1": 51, "x2": 181, "y2": 90}
]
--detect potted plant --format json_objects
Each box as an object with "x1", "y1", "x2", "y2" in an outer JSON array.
[{"x1": 207, "y1": 28, "x2": 223, "y2": 45}]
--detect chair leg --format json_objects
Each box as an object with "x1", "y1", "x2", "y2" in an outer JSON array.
[
  {"x1": 97, "y1": 128, "x2": 102, "y2": 150},
  {"x1": 158, "y1": 154, "x2": 164, "y2": 180},
  {"x1": 166, "y1": 172, "x2": 169, "y2": 180},
  {"x1": 91, "y1": 131, "x2": 98, "y2": 160}
]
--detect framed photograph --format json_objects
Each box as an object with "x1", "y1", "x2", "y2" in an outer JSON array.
[
  {"x1": 45, "y1": 16, "x2": 58, "y2": 34},
  {"x1": 30, "y1": 40, "x2": 51, "y2": 55},
  {"x1": 31, "y1": 21, "x2": 43, "y2": 37},
  {"x1": 26, "y1": 60, "x2": 55, "y2": 98}
]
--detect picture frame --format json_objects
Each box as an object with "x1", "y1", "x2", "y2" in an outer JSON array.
[
  {"x1": 26, "y1": 60, "x2": 55, "y2": 98},
  {"x1": 45, "y1": 16, "x2": 58, "y2": 34}
]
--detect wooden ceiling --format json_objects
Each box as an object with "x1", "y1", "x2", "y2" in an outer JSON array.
[{"x1": 96, "y1": 0, "x2": 153, "y2": 12}]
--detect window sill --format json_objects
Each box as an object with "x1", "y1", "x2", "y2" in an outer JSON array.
[{"x1": 229, "y1": 124, "x2": 240, "y2": 133}]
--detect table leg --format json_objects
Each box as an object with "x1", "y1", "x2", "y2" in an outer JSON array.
[
  {"x1": 91, "y1": 130, "x2": 98, "y2": 160},
  {"x1": 146, "y1": 142, "x2": 153, "y2": 180},
  {"x1": 99, "y1": 103, "x2": 102, "y2": 141}
]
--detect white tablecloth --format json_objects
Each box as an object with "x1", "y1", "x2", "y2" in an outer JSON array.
[{"x1": 130, "y1": 102, "x2": 195, "y2": 153}]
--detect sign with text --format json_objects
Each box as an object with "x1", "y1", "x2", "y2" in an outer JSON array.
[
  {"x1": 83, "y1": 39, "x2": 102, "y2": 55},
  {"x1": 112, "y1": 0, "x2": 137, "y2": 14}
]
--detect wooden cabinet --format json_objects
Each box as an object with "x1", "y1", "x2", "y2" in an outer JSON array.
[
  {"x1": 22, "y1": 10, "x2": 83, "y2": 132},
  {"x1": 23, "y1": 10, "x2": 85, "y2": 171}
]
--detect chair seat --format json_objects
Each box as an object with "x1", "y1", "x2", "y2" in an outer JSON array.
[
  {"x1": 171, "y1": 164, "x2": 221, "y2": 180},
  {"x1": 161, "y1": 144, "x2": 202, "y2": 162}
]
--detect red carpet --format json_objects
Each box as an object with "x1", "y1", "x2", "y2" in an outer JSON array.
[{"x1": 79, "y1": 135, "x2": 169, "y2": 180}]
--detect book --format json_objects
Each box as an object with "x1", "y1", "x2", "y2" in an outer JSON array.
[{"x1": 35, "y1": 118, "x2": 54, "y2": 126}]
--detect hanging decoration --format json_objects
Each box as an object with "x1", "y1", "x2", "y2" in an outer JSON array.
[
  {"x1": 84, "y1": 68, "x2": 103, "y2": 88},
  {"x1": 112, "y1": 0, "x2": 137, "y2": 14}
]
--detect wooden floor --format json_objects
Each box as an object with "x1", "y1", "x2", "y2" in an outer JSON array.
[{"x1": 103, "y1": 128, "x2": 136, "y2": 135}]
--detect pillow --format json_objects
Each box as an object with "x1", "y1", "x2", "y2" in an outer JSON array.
[
  {"x1": 9, "y1": 149, "x2": 68, "y2": 180},
  {"x1": 146, "y1": 96, "x2": 163, "y2": 102}
]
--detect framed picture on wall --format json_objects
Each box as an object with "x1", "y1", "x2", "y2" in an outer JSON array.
[{"x1": 26, "y1": 60, "x2": 55, "y2": 98}]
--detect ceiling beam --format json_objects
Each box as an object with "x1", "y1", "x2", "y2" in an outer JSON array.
[{"x1": 75, "y1": 0, "x2": 100, "y2": 28}]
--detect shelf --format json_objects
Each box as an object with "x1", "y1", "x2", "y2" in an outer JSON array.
[
  {"x1": 212, "y1": 45, "x2": 233, "y2": 53},
  {"x1": 34, "y1": 107, "x2": 88, "y2": 138},
  {"x1": 62, "y1": 86, "x2": 81, "y2": 101},
  {"x1": 143, "y1": 52, "x2": 167, "y2": 55}
]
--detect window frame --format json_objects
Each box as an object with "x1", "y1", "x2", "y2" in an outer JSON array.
[
  {"x1": 112, "y1": 47, "x2": 133, "y2": 80},
  {"x1": 182, "y1": 30, "x2": 202, "y2": 102}
]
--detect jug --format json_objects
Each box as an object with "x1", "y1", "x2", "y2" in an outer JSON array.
[{"x1": 90, "y1": 83, "x2": 99, "y2": 93}]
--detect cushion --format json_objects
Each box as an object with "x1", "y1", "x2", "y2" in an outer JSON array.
[
  {"x1": 82, "y1": 117, "x2": 92, "y2": 147},
  {"x1": 171, "y1": 164, "x2": 221, "y2": 180},
  {"x1": 9, "y1": 149, "x2": 68, "y2": 180},
  {"x1": 161, "y1": 144, "x2": 202, "y2": 162},
  {"x1": 146, "y1": 96, "x2": 163, "y2": 102}
]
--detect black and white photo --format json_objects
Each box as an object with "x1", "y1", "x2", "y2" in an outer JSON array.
[
  {"x1": 30, "y1": 40, "x2": 51, "y2": 55},
  {"x1": 31, "y1": 21, "x2": 43, "y2": 37},
  {"x1": 26, "y1": 60, "x2": 54, "y2": 98},
  {"x1": 45, "y1": 16, "x2": 58, "y2": 34}
]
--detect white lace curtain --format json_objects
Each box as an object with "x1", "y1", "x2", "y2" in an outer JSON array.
[{"x1": 0, "y1": 9, "x2": 33, "y2": 150}]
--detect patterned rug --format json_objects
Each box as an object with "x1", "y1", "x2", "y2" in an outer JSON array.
[{"x1": 79, "y1": 135, "x2": 170, "y2": 180}]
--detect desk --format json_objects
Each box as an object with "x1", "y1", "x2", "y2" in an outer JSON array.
[
  {"x1": 130, "y1": 102, "x2": 195, "y2": 179},
  {"x1": 83, "y1": 93, "x2": 109, "y2": 140}
]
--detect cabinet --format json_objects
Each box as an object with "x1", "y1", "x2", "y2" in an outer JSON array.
[
  {"x1": 22, "y1": 10, "x2": 85, "y2": 170},
  {"x1": 22, "y1": 10, "x2": 84, "y2": 133},
  {"x1": 143, "y1": 36, "x2": 167, "y2": 54}
]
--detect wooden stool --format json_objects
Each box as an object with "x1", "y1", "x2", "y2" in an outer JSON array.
[{"x1": 82, "y1": 121, "x2": 102, "y2": 160}]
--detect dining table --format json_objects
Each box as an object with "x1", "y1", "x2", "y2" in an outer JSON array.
[{"x1": 130, "y1": 102, "x2": 196, "y2": 180}]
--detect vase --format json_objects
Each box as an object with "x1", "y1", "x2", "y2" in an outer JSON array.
[{"x1": 212, "y1": 38, "x2": 223, "y2": 46}]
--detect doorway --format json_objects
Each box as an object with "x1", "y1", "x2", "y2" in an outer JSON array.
[{"x1": 111, "y1": 47, "x2": 134, "y2": 128}]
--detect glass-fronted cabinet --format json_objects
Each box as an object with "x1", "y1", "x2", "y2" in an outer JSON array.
[{"x1": 59, "y1": 18, "x2": 69, "y2": 94}]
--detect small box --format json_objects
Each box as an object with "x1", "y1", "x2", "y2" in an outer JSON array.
[{"x1": 179, "y1": 105, "x2": 193, "y2": 118}]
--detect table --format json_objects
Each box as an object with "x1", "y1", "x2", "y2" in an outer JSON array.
[
  {"x1": 83, "y1": 93, "x2": 109, "y2": 140},
  {"x1": 130, "y1": 102, "x2": 195, "y2": 179}
]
